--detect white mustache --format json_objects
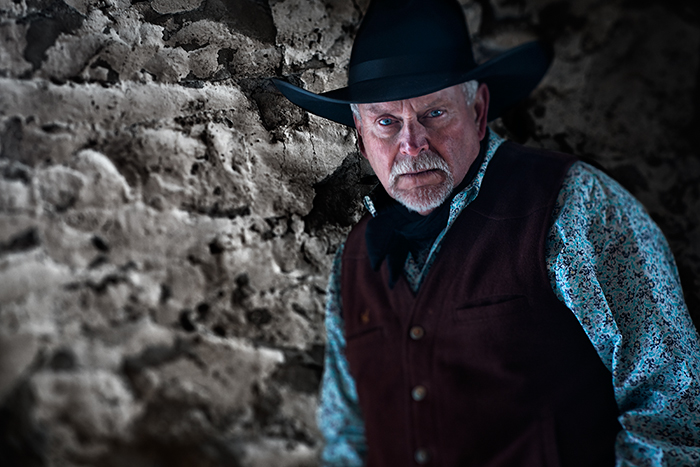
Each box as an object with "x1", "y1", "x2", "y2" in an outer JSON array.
[{"x1": 389, "y1": 151, "x2": 450, "y2": 187}]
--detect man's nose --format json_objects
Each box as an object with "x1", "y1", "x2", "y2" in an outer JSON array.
[{"x1": 399, "y1": 120, "x2": 429, "y2": 156}]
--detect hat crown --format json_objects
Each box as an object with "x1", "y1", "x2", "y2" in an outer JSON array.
[
  {"x1": 349, "y1": 0, "x2": 476, "y2": 85},
  {"x1": 272, "y1": 0, "x2": 553, "y2": 127}
]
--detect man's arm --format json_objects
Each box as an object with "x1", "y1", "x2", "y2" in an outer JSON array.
[
  {"x1": 546, "y1": 161, "x2": 700, "y2": 466},
  {"x1": 318, "y1": 244, "x2": 367, "y2": 466}
]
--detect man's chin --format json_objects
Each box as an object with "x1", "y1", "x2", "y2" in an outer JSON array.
[{"x1": 391, "y1": 184, "x2": 453, "y2": 215}]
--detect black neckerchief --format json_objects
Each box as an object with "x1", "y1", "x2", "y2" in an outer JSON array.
[{"x1": 365, "y1": 133, "x2": 489, "y2": 288}]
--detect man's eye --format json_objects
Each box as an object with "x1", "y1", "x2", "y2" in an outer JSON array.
[
  {"x1": 428, "y1": 109, "x2": 444, "y2": 117},
  {"x1": 378, "y1": 118, "x2": 393, "y2": 126}
]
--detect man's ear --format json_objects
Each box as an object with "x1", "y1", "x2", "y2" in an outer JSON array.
[
  {"x1": 353, "y1": 115, "x2": 368, "y2": 159},
  {"x1": 473, "y1": 83, "x2": 490, "y2": 141}
]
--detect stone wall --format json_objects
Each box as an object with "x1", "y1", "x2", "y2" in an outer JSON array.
[{"x1": 0, "y1": 0, "x2": 698, "y2": 466}]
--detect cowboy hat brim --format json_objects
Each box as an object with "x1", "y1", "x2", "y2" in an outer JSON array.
[{"x1": 272, "y1": 40, "x2": 553, "y2": 128}]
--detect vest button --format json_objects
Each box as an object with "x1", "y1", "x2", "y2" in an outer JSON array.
[
  {"x1": 415, "y1": 448, "x2": 430, "y2": 464},
  {"x1": 409, "y1": 326, "x2": 424, "y2": 340},
  {"x1": 411, "y1": 385, "x2": 427, "y2": 401}
]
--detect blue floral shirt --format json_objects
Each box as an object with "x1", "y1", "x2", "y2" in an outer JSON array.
[{"x1": 319, "y1": 130, "x2": 700, "y2": 467}]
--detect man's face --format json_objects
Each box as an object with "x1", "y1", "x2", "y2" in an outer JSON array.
[{"x1": 354, "y1": 83, "x2": 490, "y2": 215}]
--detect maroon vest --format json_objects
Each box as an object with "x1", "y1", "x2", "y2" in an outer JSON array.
[{"x1": 341, "y1": 142, "x2": 621, "y2": 466}]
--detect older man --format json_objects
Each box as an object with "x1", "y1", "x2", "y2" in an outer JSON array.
[{"x1": 274, "y1": 0, "x2": 700, "y2": 466}]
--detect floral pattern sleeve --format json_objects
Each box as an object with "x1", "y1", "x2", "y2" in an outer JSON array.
[
  {"x1": 318, "y1": 244, "x2": 367, "y2": 466},
  {"x1": 546, "y1": 161, "x2": 700, "y2": 466}
]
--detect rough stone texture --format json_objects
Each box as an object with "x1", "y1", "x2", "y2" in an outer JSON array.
[{"x1": 0, "y1": 0, "x2": 698, "y2": 465}]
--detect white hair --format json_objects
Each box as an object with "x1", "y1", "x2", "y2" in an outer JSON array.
[
  {"x1": 350, "y1": 80, "x2": 479, "y2": 123},
  {"x1": 461, "y1": 80, "x2": 479, "y2": 106},
  {"x1": 350, "y1": 102, "x2": 361, "y2": 123}
]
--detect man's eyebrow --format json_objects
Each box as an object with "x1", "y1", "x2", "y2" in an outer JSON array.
[
  {"x1": 362, "y1": 98, "x2": 449, "y2": 116},
  {"x1": 421, "y1": 98, "x2": 449, "y2": 109},
  {"x1": 361, "y1": 104, "x2": 388, "y2": 115}
]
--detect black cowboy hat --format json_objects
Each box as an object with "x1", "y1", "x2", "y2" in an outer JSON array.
[{"x1": 272, "y1": 0, "x2": 553, "y2": 128}]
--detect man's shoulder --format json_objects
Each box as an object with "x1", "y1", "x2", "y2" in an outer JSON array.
[
  {"x1": 471, "y1": 140, "x2": 578, "y2": 218},
  {"x1": 495, "y1": 140, "x2": 578, "y2": 167},
  {"x1": 484, "y1": 140, "x2": 577, "y2": 191},
  {"x1": 343, "y1": 213, "x2": 373, "y2": 260}
]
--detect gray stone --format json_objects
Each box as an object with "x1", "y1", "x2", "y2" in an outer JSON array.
[
  {"x1": 151, "y1": 0, "x2": 204, "y2": 15},
  {"x1": 0, "y1": 21, "x2": 33, "y2": 77},
  {"x1": 0, "y1": 333, "x2": 39, "y2": 401},
  {"x1": 37, "y1": 165, "x2": 86, "y2": 211}
]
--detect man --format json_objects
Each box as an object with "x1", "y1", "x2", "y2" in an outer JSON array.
[{"x1": 273, "y1": 0, "x2": 700, "y2": 465}]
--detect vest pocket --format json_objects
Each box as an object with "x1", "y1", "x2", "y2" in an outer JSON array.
[
  {"x1": 346, "y1": 325, "x2": 383, "y2": 342},
  {"x1": 345, "y1": 326, "x2": 384, "y2": 382},
  {"x1": 453, "y1": 295, "x2": 529, "y2": 323}
]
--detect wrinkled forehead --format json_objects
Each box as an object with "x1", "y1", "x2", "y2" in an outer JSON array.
[{"x1": 358, "y1": 84, "x2": 465, "y2": 116}]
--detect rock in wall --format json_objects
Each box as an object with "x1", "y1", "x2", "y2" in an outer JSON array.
[{"x1": 0, "y1": 0, "x2": 698, "y2": 466}]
